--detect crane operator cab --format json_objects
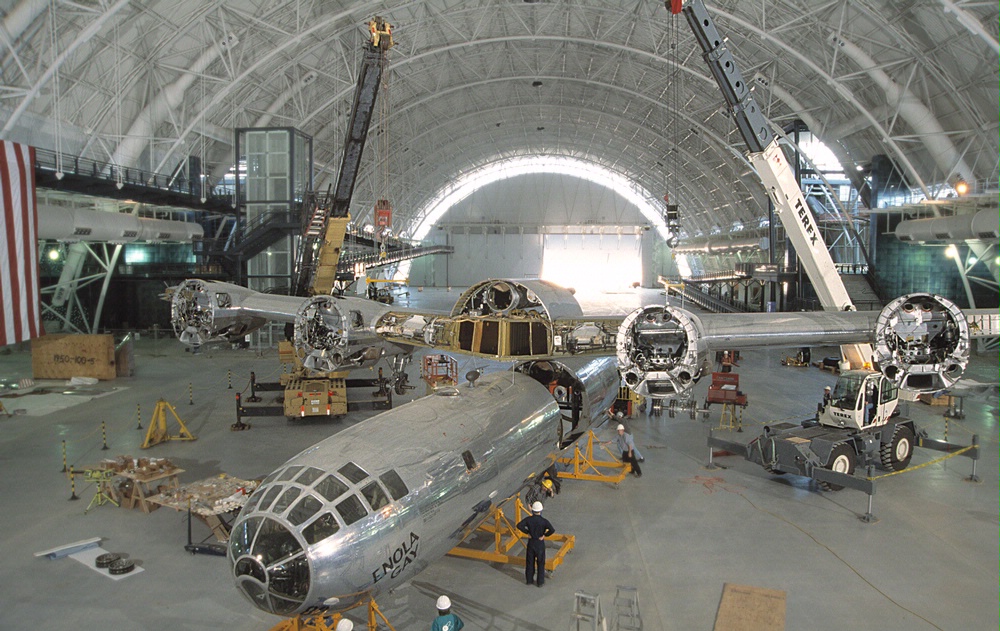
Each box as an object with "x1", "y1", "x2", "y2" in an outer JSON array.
[{"x1": 820, "y1": 370, "x2": 898, "y2": 431}]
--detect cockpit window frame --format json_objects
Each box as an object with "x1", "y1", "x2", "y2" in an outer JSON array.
[
  {"x1": 295, "y1": 466, "x2": 324, "y2": 486},
  {"x1": 378, "y1": 469, "x2": 408, "y2": 501},
  {"x1": 286, "y1": 493, "x2": 323, "y2": 527},
  {"x1": 257, "y1": 485, "x2": 285, "y2": 512},
  {"x1": 272, "y1": 486, "x2": 302, "y2": 516},
  {"x1": 301, "y1": 512, "x2": 340, "y2": 546},
  {"x1": 335, "y1": 493, "x2": 369, "y2": 526},
  {"x1": 314, "y1": 474, "x2": 349, "y2": 502},
  {"x1": 337, "y1": 462, "x2": 370, "y2": 484},
  {"x1": 276, "y1": 465, "x2": 304, "y2": 482},
  {"x1": 360, "y1": 480, "x2": 390, "y2": 512}
]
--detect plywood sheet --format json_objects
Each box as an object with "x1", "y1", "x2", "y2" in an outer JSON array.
[
  {"x1": 31, "y1": 334, "x2": 116, "y2": 380},
  {"x1": 713, "y1": 583, "x2": 786, "y2": 631}
]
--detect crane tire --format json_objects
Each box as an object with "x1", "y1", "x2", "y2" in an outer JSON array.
[
  {"x1": 818, "y1": 443, "x2": 855, "y2": 492},
  {"x1": 880, "y1": 425, "x2": 914, "y2": 471}
]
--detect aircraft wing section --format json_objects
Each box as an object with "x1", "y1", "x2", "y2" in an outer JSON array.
[
  {"x1": 170, "y1": 279, "x2": 307, "y2": 345},
  {"x1": 172, "y1": 278, "x2": 976, "y2": 398},
  {"x1": 169, "y1": 278, "x2": 444, "y2": 373},
  {"x1": 617, "y1": 293, "x2": 971, "y2": 397}
]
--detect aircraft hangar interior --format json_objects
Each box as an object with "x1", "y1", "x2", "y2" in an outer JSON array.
[{"x1": 0, "y1": 1, "x2": 997, "y2": 630}]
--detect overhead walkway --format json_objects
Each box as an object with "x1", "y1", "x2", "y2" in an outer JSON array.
[{"x1": 33, "y1": 147, "x2": 234, "y2": 214}]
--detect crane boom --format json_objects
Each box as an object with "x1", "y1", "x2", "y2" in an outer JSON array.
[
  {"x1": 294, "y1": 17, "x2": 393, "y2": 297},
  {"x1": 672, "y1": 0, "x2": 871, "y2": 368}
]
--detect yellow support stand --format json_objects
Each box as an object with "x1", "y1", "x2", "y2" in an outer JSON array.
[
  {"x1": 718, "y1": 402, "x2": 743, "y2": 432},
  {"x1": 141, "y1": 399, "x2": 196, "y2": 449},
  {"x1": 84, "y1": 469, "x2": 118, "y2": 513},
  {"x1": 447, "y1": 495, "x2": 575, "y2": 573},
  {"x1": 268, "y1": 597, "x2": 396, "y2": 631},
  {"x1": 555, "y1": 430, "x2": 630, "y2": 483}
]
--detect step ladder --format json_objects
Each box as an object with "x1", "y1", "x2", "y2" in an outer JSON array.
[
  {"x1": 613, "y1": 585, "x2": 642, "y2": 630},
  {"x1": 570, "y1": 591, "x2": 607, "y2": 631}
]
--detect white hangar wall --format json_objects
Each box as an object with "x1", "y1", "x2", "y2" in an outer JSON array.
[{"x1": 408, "y1": 172, "x2": 673, "y2": 288}]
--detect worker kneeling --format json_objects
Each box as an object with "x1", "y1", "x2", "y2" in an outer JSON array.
[{"x1": 516, "y1": 501, "x2": 555, "y2": 587}]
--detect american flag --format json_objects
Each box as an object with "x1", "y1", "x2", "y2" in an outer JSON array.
[{"x1": 0, "y1": 140, "x2": 41, "y2": 346}]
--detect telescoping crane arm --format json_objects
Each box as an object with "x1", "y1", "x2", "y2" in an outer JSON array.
[
  {"x1": 298, "y1": 17, "x2": 393, "y2": 297},
  {"x1": 670, "y1": 0, "x2": 872, "y2": 369}
]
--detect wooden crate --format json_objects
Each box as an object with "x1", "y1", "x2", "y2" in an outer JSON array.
[
  {"x1": 918, "y1": 393, "x2": 953, "y2": 407},
  {"x1": 31, "y1": 334, "x2": 117, "y2": 380}
]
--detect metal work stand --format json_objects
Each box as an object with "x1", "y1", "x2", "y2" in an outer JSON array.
[
  {"x1": 555, "y1": 430, "x2": 630, "y2": 483},
  {"x1": 570, "y1": 591, "x2": 606, "y2": 631},
  {"x1": 613, "y1": 586, "x2": 642, "y2": 630}
]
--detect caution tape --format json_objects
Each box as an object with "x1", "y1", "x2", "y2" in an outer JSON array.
[{"x1": 865, "y1": 445, "x2": 975, "y2": 480}]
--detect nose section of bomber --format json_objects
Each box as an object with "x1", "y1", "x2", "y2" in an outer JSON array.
[{"x1": 230, "y1": 515, "x2": 311, "y2": 615}]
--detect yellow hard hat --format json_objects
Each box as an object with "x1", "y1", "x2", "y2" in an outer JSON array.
[{"x1": 541, "y1": 478, "x2": 554, "y2": 490}]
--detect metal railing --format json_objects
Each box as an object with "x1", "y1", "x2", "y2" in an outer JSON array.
[{"x1": 34, "y1": 147, "x2": 235, "y2": 203}]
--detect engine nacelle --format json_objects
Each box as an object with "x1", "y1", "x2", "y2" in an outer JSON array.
[
  {"x1": 170, "y1": 279, "x2": 267, "y2": 345},
  {"x1": 616, "y1": 306, "x2": 709, "y2": 398},
  {"x1": 294, "y1": 296, "x2": 349, "y2": 373},
  {"x1": 873, "y1": 293, "x2": 969, "y2": 392},
  {"x1": 294, "y1": 296, "x2": 401, "y2": 373}
]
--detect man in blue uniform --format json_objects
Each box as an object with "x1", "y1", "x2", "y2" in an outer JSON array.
[
  {"x1": 431, "y1": 595, "x2": 463, "y2": 631},
  {"x1": 516, "y1": 501, "x2": 555, "y2": 587}
]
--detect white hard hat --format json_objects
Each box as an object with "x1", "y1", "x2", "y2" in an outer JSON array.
[
  {"x1": 335, "y1": 620, "x2": 354, "y2": 631},
  {"x1": 436, "y1": 595, "x2": 451, "y2": 610},
  {"x1": 617, "y1": 423, "x2": 625, "y2": 431},
  {"x1": 531, "y1": 501, "x2": 544, "y2": 512},
  {"x1": 824, "y1": 386, "x2": 831, "y2": 390}
]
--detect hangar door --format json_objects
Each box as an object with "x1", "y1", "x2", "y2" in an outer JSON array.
[{"x1": 541, "y1": 233, "x2": 642, "y2": 292}]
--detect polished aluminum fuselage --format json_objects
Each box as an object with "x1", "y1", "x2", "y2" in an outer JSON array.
[{"x1": 230, "y1": 357, "x2": 619, "y2": 614}]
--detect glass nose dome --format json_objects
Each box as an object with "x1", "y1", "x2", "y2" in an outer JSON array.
[{"x1": 229, "y1": 516, "x2": 311, "y2": 615}]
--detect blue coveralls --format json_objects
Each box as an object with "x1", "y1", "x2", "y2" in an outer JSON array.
[{"x1": 516, "y1": 513, "x2": 555, "y2": 586}]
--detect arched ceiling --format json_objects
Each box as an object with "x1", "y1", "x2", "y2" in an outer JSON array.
[{"x1": 1, "y1": 0, "x2": 996, "y2": 240}]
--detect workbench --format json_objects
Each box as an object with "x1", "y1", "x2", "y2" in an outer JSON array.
[
  {"x1": 145, "y1": 475, "x2": 258, "y2": 541},
  {"x1": 118, "y1": 467, "x2": 184, "y2": 513}
]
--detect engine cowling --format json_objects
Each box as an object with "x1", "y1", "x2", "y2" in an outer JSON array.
[
  {"x1": 293, "y1": 296, "x2": 404, "y2": 373},
  {"x1": 873, "y1": 293, "x2": 969, "y2": 392},
  {"x1": 294, "y1": 296, "x2": 349, "y2": 373},
  {"x1": 170, "y1": 279, "x2": 214, "y2": 345},
  {"x1": 616, "y1": 306, "x2": 709, "y2": 398},
  {"x1": 169, "y1": 279, "x2": 268, "y2": 345}
]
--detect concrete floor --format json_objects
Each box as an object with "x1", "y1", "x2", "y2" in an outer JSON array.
[{"x1": 0, "y1": 287, "x2": 996, "y2": 631}]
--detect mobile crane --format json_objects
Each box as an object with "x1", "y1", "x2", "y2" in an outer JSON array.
[
  {"x1": 710, "y1": 292, "x2": 978, "y2": 493},
  {"x1": 669, "y1": 0, "x2": 872, "y2": 372},
  {"x1": 673, "y1": 2, "x2": 979, "y2": 493},
  {"x1": 747, "y1": 369, "x2": 912, "y2": 491}
]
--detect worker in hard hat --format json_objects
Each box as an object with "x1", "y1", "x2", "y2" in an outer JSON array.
[
  {"x1": 614, "y1": 423, "x2": 642, "y2": 477},
  {"x1": 525, "y1": 470, "x2": 559, "y2": 507},
  {"x1": 516, "y1": 501, "x2": 555, "y2": 587},
  {"x1": 335, "y1": 619, "x2": 353, "y2": 631},
  {"x1": 431, "y1": 594, "x2": 464, "y2": 631}
]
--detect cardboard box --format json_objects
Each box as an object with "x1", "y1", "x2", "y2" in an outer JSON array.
[{"x1": 31, "y1": 334, "x2": 116, "y2": 380}]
